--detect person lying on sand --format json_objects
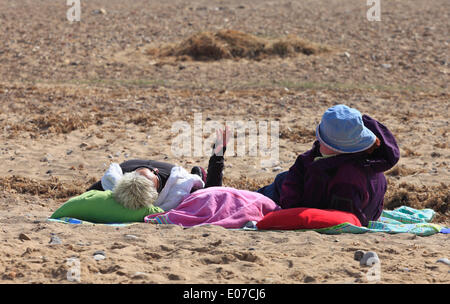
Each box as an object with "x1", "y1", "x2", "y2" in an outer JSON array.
[
  {"x1": 87, "y1": 127, "x2": 231, "y2": 211},
  {"x1": 257, "y1": 104, "x2": 400, "y2": 226}
]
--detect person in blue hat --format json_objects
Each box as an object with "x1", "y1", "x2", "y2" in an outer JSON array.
[{"x1": 257, "y1": 104, "x2": 400, "y2": 226}]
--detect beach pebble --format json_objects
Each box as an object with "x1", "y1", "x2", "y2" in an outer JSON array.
[
  {"x1": 92, "y1": 8, "x2": 107, "y2": 15},
  {"x1": 2, "y1": 272, "x2": 16, "y2": 280},
  {"x1": 93, "y1": 250, "x2": 106, "y2": 261},
  {"x1": 40, "y1": 153, "x2": 53, "y2": 162},
  {"x1": 303, "y1": 276, "x2": 316, "y2": 283},
  {"x1": 272, "y1": 166, "x2": 282, "y2": 172},
  {"x1": 124, "y1": 234, "x2": 139, "y2": 240},
  {"x1": 381, "y1": 63, "x2": 392, "y2": 69},
  {"x1": 360, "y1": 251, "x2": 380, "y2": 266},
  {"x1": 49, "y1": 235, "x2": 62, "y2": 245},
  {"x1": 93, "y1": 254, "x2": 106, "y2": 261},
  {"x1": 19, "y1": 233, "x2": 31, "y2": 241},
  {"x1": 354, "y1": 250, "x2": 365, "y2": 261},
  {"x1": 436, "y1": 258, "x2": 450, "y2": 266},
  {"x1": 132, "y1": 272, "x2": 148, "y2": 280},
  {"x1": 168, "y1": 273, "x2": 183, "y2": 280}
]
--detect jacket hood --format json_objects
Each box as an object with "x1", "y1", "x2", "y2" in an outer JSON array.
[{"x1": 309, "y1": 114, "x2": 400, "y2": 173}]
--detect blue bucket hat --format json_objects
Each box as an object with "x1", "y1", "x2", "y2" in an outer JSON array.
[{"x1": 316, "y1": 104, "x2": 377, "y2": 153}]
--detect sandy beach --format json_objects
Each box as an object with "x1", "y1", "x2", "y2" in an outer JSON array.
[{"x1": 0, "y1": 0, "x2": 448, "y2": 284}]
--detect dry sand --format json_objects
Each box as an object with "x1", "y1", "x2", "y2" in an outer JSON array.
[{"x1": 0, "y1": 0, "x2": 449, "y2": 284}]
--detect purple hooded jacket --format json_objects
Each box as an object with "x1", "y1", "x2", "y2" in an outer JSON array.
[{"x1": 279, "y1": 115, "x2": 400, "y2": 226}]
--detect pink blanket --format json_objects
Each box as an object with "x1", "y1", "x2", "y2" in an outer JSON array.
[{"x1": 144, "y1": 187, "x2": 280, "y2": 228}]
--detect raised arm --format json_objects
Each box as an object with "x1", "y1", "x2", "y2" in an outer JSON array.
[{"x1": 205, "y1": 127, "x2": 231, "y2": 188}]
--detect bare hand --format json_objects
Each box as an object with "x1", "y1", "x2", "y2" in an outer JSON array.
[{"x1": 214, "y1": 126, "x2": 231, "y2": 156}]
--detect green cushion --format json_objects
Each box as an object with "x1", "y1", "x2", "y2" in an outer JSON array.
[{"x1": 50, "y1": 190, "x2": 164, "y2": 223}]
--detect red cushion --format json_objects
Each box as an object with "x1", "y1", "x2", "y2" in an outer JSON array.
[{"x1": 256, "y1": 207, "x2": 362, "y2": 230}]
